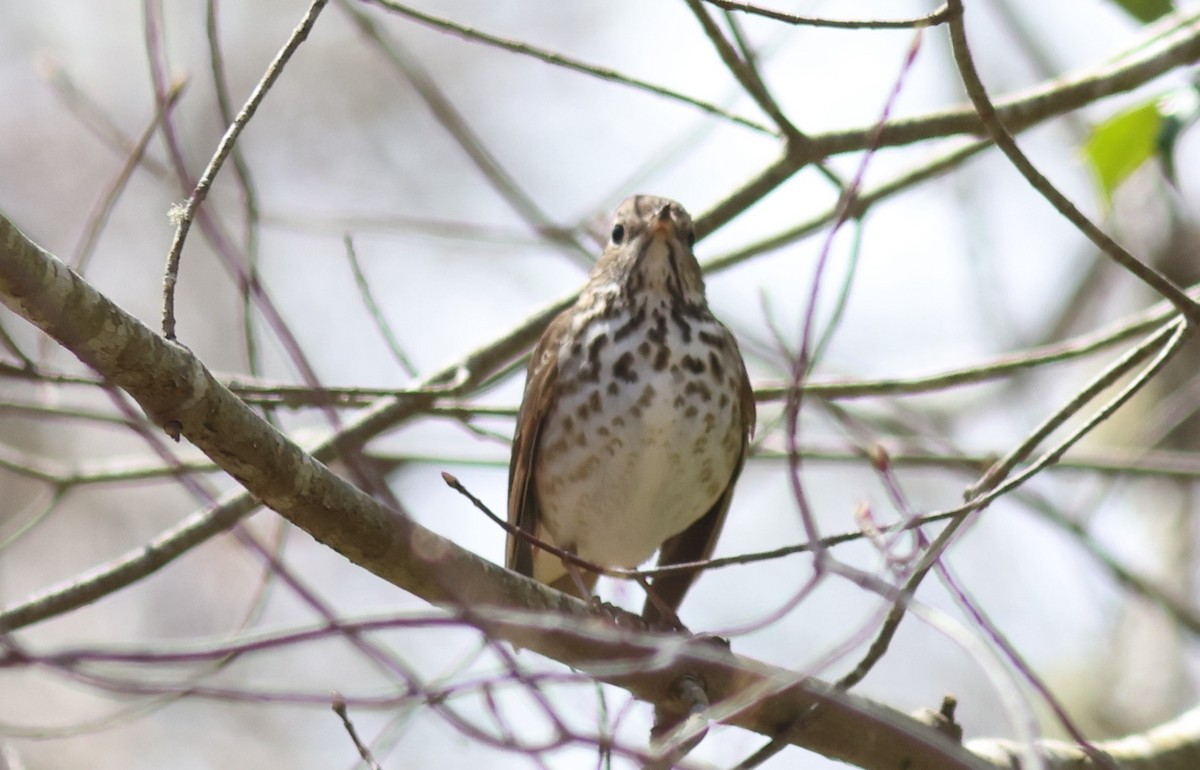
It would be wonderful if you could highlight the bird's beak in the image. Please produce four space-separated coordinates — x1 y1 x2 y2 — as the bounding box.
648 204 677 241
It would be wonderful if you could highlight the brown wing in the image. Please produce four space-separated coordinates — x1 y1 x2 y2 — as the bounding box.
506 310 572 577
642 336 756 627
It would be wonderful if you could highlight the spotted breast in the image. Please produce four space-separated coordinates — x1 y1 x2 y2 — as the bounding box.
507 195 755 625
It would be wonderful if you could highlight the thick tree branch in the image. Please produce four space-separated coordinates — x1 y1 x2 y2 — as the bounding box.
4 206 1200 767
0 211 994 769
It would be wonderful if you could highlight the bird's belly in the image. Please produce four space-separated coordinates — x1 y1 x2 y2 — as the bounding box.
535 358 740 569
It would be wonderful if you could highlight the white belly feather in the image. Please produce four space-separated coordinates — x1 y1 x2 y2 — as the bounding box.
534 306 741 569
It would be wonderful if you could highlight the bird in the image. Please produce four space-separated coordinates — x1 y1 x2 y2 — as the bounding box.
506 194 755 627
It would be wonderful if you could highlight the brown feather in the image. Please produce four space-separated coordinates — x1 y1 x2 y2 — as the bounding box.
506 309 571 577
507 195 756 621
641 326 756 626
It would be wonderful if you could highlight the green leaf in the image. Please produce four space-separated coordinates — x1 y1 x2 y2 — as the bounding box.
1157 81 1200 184
1084 100 1162 204
1109 0 1174 23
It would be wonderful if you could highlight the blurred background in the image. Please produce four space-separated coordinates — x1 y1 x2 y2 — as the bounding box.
2 0 1199 767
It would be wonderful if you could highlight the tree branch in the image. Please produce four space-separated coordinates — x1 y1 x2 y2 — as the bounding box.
0 210 997 769
4 196 1200 769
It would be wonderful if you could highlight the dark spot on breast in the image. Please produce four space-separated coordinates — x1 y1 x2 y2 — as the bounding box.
607 381 619 395
638 341 651 357
681 355 705 374
673 395 685 408
575 402 590 420
588 390 602 412
653 346 670 371
614 304 646 342
613 416 625 428
684 405 698 418
647 312 667 344
638 384 657 408
685 381 713 401
562 416 575 434
709 351 724 381
670 308 692 343
582 333 609 383
719 393 729 408
699 330 725 350
613 351 638 382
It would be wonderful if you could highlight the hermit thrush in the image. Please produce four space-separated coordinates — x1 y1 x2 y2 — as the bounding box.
506 195 755 626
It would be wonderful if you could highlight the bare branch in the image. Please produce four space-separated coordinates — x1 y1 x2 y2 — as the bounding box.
0 209 995 770
160 0 330 339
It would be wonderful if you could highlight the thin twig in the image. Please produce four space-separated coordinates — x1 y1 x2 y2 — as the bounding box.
703 138 991 270
343 234 421 378
206 0 269 406
337 0 592 269
837 318 1188 691
813 12 1200 158
38 57 174 180
362 0 777 136
932 554 1115 767
161 0 330 339
70 79 187 275
146 1 405 511
945 0 1200 325
332 694 384 770
685 0 805 145
703 0 951 30
441 472 626 584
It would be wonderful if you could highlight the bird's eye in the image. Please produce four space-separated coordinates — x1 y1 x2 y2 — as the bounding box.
686 231 696 249
611 223 625 244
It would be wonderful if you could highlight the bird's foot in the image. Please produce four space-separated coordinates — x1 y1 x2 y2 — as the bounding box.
589 597 650 632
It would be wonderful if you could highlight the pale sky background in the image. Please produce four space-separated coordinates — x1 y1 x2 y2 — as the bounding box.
2 1 1199 768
